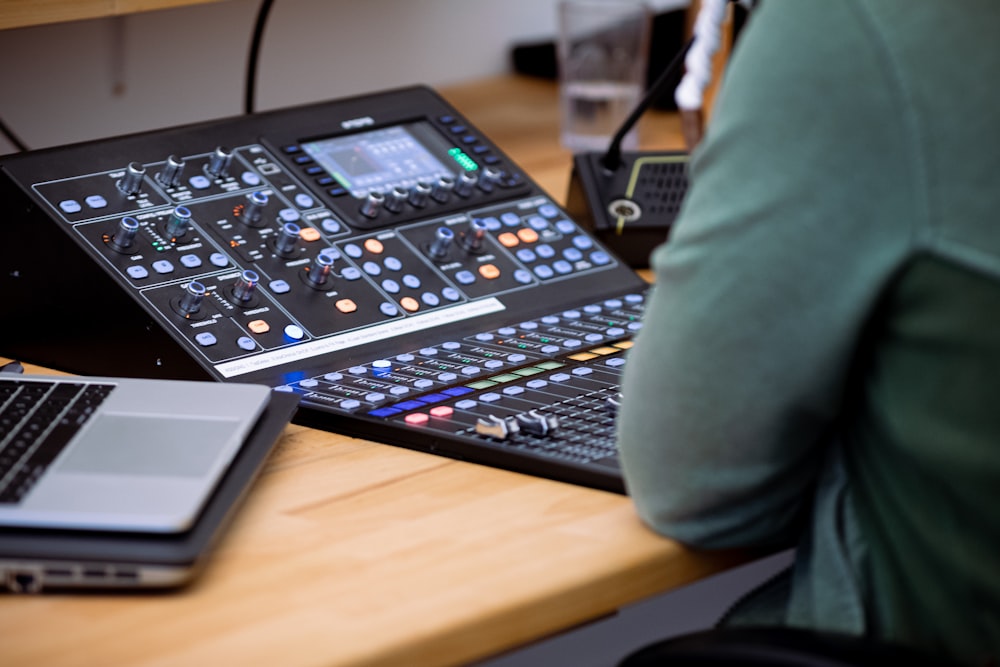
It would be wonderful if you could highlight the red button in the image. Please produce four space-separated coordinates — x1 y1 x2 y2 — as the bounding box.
404 413 429 426
429 406 454 418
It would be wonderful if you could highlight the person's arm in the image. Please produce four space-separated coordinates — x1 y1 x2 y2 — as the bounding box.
617 1 919 550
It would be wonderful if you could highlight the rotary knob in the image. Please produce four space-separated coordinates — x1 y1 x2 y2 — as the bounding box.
116 162 146 196
307 250 335 286
459 217 488 253
240 191 269 227
359 190 385 219
231 269 259 303
408 180 432 208
453 171 477 198
274 222 301 256
205 146 233 179
165 205 192 238
156 155 185 188
110 216 140 251
383 187 408 213
178 280 206 315
427 226 454 260
430 175 455 203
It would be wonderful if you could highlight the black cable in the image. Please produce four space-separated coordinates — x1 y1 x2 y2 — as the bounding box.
0 115 29 152
601 36 693 172
244 0 276 115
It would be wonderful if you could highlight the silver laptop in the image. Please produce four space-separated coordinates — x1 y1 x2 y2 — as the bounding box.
0 373 271 533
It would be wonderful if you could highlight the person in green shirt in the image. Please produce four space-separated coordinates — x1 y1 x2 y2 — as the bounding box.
616 2 1000 664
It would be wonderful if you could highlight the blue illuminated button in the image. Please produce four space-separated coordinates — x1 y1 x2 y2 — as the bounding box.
520 321 538 330
299 378 319 388
550 373 571 382
420 347 438 356
442 386 474 397
441 287 461 301
480 392 501 403
209 252 228 267
402 274 421 289
381 279 400 294
625 293 644 303
126 265 149 280
513 269 532 284
555 219 576 234
480 217 502 232
485 360 504 370
396 353 415 362
414 379 435 389
324 372 344 381
321 218 341 234
421 292 440 307
606 327 626 337
363 261 381 276
541 345 561 355
365 392 387 403
590 251 611 265
269 279 291 294
195 332 217 346
502 386 525 396
283 324 305 340
340 399 361 411
455 399 477 410
295 193 315 208
507 353 527 363
455 270 475 285
59 199 82 214
179 254 202 268
584 304 602 314
85 195 107 209
461 366 481 376
607 357 626 367
585 333 603 343
572 235 594 250
383 256 402 271
189 175 211 189
572 367 594 376
441 341 461 350
604 299 623 309
533 265 554 279
390 386 411 396
349 365 367 375
380 302 399 316
539 204 559 218
241 171 262 186
372 359 392 377
563 247 583 262
341 267 362 280
236 336 256 351
343 243 363 258
553 260 573 274
475 332 493 341
438 372 458 382
501 212 520 226
527 216 548 231
526 379 549 389
562 310 581 319
535 244 555 259
564 339 582 348
279 207 301 223
516 249 537 263
541 316 559 325
152 260 175 274
498 327 516 336
628 322 643 331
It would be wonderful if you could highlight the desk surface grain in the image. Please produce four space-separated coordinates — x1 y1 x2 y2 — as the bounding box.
0 77 732 667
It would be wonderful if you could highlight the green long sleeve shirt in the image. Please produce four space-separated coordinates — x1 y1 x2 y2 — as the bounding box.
617 2 1000 664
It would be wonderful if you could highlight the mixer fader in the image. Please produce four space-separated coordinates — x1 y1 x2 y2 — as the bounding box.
0 86 656 492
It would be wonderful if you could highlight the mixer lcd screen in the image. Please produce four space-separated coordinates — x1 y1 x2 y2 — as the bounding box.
301 122 460 198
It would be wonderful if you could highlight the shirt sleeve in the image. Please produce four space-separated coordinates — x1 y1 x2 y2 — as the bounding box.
616 0 919 549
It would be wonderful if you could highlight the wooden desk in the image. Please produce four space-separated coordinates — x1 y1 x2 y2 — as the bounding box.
0 76 735 667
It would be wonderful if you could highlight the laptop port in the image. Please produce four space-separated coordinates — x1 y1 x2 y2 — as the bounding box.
6 569 43 593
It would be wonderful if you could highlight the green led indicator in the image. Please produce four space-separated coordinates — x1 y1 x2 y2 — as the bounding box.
448 147 479 172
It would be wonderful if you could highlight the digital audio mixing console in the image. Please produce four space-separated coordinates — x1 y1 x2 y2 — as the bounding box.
0 86 662 493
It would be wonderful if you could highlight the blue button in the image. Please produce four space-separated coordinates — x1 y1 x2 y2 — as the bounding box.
180 254 202 268
516 249 537 263
396 353 415 362
152 260 175 274
508 353 527 363
442 341 461 350
563 247 583 262
126 265 148 279
368 407 402 418
455 399 477 409
383 256 402 271
417 393 449 404
449 125 467 134
501 212 520 226
402 274 421 289
237 336 256 351
528 216 548 231
502 386 525 396
195 332 217 346
58 199 82 214
284 324 305 340
480 217 502 232
343 243 363 258
365 392 387 403
414 379 434 389
539 204 559 218
438 372 458 382
363 261 381 276
553 260 573 274
533 265 554 279
340 399 362 411
513 269 533 284
295 193 315 208
283 145 301 154
455 270 475 285
380 302 399 316
585 333 603 343
241 171 262 186
189 175 211 190
85 195 107 209
590 251 611 265
625 293 644 303
390 386 411 396
294 155 313 165
279 207 301 223
342 267 362 280
485 360 504 369
209 252 228 267
441 287 461 301
541 316 559 325
382 279 400 293
526 379 548 389
394 400 425 411
270 279 291 294
573 235 594 250
321 218 341 234
555 219 576 234
535 244 555 259
442 386 474 397
421 292 440 307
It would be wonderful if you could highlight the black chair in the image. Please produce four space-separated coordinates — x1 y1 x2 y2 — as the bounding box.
618 626 959 666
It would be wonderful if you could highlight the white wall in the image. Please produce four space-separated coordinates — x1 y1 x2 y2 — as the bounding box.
0 0 687 154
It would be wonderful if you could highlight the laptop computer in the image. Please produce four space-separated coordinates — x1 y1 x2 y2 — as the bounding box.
0 373 272 533
0 374 299 592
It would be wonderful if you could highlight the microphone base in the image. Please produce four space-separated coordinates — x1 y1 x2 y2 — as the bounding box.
565 150 689 268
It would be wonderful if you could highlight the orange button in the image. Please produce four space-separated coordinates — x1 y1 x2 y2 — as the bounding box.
429 406 454 418
478 264 500 280
516 228 539 243
248 319 270 334
364 238 384 254
497 232 519 248
335 299 357 313
299 227 321 242
400 296 420 312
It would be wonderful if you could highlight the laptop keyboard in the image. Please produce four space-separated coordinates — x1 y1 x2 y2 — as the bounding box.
0 378 114 504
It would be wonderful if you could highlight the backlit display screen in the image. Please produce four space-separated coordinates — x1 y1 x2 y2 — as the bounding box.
301 122 472 199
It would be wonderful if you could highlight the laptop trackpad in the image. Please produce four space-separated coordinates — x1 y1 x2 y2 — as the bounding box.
57 414 241 478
